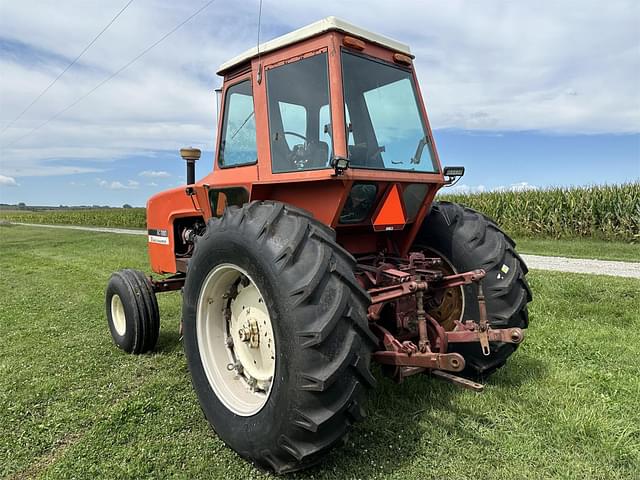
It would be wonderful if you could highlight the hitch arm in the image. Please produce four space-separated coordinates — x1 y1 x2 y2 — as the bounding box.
445 326 524 345
435 269 485 289
444 283 524 355
368 280 428 305
373 350 465 372
369 323 466 373
366 269 485 306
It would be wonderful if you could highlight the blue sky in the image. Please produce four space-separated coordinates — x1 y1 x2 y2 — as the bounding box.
436 131 640 193
0 1 639 206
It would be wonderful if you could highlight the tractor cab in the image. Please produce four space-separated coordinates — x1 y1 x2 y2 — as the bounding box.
217 19 438 176
147 17 459 273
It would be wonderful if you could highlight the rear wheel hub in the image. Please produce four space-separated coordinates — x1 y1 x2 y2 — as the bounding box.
196 264 275 416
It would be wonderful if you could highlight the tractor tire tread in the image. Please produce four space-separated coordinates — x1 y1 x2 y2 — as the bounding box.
183 201 375 474
126 269 160 353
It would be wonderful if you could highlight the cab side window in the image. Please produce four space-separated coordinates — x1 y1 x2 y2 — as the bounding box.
209 187 250 217
218 80 257 168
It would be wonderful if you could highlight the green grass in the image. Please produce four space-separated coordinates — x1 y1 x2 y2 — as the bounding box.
514 237 640 263
442 182 640 241
1 225 639 479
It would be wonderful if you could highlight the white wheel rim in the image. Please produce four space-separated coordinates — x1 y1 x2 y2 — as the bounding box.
196 264 276 416
111 294 127 336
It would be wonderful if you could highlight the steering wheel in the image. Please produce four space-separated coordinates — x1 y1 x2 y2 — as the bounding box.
365 145 386 166
283 131 308 142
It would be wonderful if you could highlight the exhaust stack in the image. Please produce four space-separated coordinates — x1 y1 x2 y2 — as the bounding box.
180 147 201 185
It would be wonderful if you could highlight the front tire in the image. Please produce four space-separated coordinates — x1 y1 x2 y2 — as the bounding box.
182 201 377 474
105 269 160 354
416 201 532 377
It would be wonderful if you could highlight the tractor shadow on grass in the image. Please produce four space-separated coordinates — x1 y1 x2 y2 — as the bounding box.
295 355 547 479
487 352 547 388
155 329 183 354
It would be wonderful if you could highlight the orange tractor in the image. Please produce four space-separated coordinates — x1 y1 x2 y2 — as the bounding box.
106 17 531 473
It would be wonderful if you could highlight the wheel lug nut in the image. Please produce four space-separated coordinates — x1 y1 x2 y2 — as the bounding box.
238 327 251 342
234 361 243 374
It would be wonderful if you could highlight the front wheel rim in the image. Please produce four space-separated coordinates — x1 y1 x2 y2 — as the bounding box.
196 264 276 416
111 294 127 336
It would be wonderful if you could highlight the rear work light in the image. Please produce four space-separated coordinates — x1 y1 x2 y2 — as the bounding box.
443 166 465 186
331 156 350 176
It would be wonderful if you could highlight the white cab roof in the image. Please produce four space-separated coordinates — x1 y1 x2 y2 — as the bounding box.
217 16 412 75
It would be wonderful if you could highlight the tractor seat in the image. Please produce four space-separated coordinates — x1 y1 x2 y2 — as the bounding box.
305 140 329 169
275 138 329 171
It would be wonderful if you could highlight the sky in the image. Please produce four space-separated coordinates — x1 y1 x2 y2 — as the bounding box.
0 0 639 206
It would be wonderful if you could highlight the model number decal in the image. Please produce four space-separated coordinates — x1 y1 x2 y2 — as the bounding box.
148 228 168 237
148 229 169 245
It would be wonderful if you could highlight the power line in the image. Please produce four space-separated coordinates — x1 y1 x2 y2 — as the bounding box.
2 0 217 149
1 0 135 135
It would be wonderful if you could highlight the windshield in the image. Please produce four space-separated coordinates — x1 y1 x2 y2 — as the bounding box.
341 51 437 172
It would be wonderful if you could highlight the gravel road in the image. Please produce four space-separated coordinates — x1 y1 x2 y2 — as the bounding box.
7 222 640 279
10 222 146 236
520 254 639 279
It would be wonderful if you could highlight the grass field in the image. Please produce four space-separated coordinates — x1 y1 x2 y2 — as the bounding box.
1 224 639 479
515 237 639 262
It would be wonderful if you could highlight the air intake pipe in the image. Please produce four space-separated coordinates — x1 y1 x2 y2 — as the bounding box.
180 147 201 185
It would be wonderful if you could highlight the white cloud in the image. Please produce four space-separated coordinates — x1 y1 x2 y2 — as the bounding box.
444 183 487 195
444 182 539 194
139 170 170 178
0 175 19 187
495 181 539 192
98 178 139 190
0 0 637 180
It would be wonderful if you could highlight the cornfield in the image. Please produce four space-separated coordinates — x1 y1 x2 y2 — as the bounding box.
1 183 638 240
441 183 640 241
0 208 146 229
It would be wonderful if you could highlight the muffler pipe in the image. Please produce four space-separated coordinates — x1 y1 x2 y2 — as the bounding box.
180 147 201 185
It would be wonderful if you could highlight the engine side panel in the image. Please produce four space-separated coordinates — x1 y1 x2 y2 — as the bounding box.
146 186 211 274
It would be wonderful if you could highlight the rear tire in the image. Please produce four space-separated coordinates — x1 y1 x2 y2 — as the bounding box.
416 201 532 377
105 269 160 354
182 201 377 474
